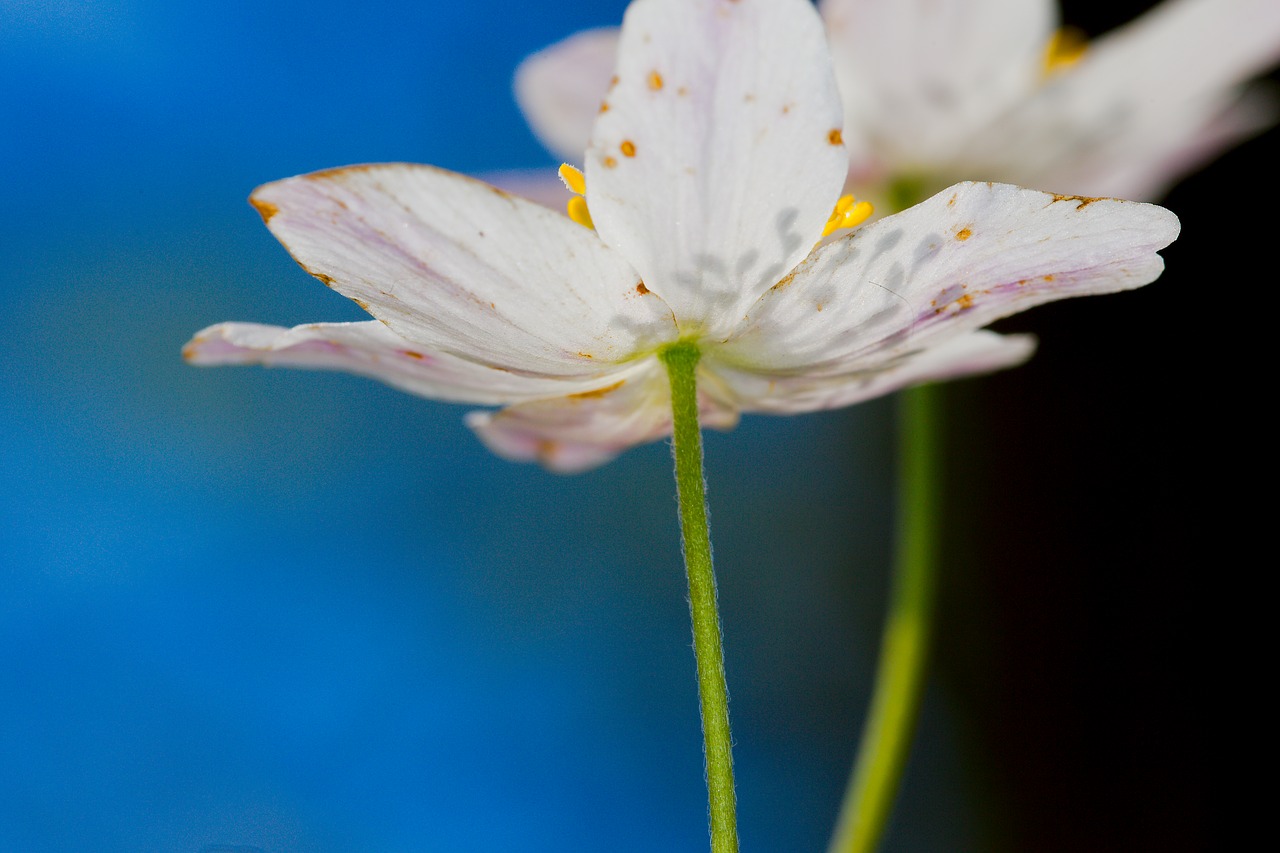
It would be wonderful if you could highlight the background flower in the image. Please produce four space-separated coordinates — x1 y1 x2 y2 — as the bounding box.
0 1 1262 851
515 0 1280 209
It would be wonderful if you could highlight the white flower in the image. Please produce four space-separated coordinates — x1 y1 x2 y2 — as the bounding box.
186 0 1179 473
514 0 1280 204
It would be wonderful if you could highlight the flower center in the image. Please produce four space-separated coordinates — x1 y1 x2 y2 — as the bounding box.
559 163 871 239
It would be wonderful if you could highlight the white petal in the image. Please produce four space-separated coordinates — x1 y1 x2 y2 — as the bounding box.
1079 87 1279 201
183 321 634 405
819 0 1056 177
958 0 1280 197
251 163 678 378
465 358 739 473
586 0 848 336
1087 0 1280 112
710 330 1035 414
514 27 620 162
717 182 1179 375
474 168 572 211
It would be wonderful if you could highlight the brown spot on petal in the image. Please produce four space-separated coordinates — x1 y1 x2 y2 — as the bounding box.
677 86 688 96
828 129 844 145
1044 274 1055 282
569 379 625 399
636 281 649 295
648 71 663 90
956 227 972 241
947 193 958 206
771 270 798 291
602 156 618 169
181 344 197 361
599 101 610 113
620 140 637 157
250 198 278 222
401 350 425 360
576 351 594 359
1051 193 1104 210
304 164 377 182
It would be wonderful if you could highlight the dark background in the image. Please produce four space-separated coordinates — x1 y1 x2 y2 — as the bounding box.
1 1 1261 850
938 2 1267 849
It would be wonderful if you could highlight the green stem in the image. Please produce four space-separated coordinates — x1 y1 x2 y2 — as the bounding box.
827 382 941 853
661 340 739 853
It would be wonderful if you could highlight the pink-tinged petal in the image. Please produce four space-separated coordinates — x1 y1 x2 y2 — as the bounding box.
1084 87 1279 201
251 163 678 378
819 0 1056 178
465 359 739 473
959 0 1280 198
586 0 847 337
514 27 620 162
717 182 1178 375
474 168 572 211
710 330 1036 414
183 321 635 405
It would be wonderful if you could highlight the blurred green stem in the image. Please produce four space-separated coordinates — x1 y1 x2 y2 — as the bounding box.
827 382 941 853
662 340 739 853
827 177 941 853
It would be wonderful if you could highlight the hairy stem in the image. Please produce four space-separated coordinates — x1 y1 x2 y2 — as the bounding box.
662 340 739 853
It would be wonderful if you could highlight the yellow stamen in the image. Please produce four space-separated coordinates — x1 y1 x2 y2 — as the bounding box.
1043 26 1088 76
567 195 595 230
557 164 595 229
558 163 587 196
822 194 874 237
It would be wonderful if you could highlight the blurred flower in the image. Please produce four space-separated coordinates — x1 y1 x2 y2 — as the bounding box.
186 0 1179 472
513 0 1280 206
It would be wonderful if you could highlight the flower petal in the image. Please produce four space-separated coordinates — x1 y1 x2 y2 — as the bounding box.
183 321 636 405
586 0 847 336
474 168 572 211
1078 87 1279 201
819 0 1056 180
251 163 678 377
957 0 1280 198
514 27 621 162
717 182 1179 375
465 358 739 473
711 330 1035 414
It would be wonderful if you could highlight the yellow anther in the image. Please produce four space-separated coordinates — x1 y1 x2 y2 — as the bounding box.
558 163 594 229
845 200 873 228
822 195 874 237
1043 26 1088 76
558 163 587 196
567 195 595 230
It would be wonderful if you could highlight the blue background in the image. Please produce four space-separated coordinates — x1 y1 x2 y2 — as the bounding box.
1 1 1266 851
